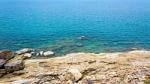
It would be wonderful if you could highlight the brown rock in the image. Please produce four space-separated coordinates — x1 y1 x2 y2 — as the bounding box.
0 50 14 60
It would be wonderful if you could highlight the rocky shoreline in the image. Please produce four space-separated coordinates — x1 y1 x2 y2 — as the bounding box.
0 49 150 84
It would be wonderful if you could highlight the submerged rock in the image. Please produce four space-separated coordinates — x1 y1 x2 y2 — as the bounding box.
78 36 87 40
16 48 34 55
0 50 14 60
76 43 83 47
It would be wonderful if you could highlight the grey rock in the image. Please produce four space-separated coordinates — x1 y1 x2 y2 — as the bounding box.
16 48 34 55
0 59 6 67
4 60 24 72
39 51 44 56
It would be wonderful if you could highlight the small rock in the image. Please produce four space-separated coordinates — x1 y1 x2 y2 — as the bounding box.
0 59 6 67
43 51 55 56
0 50 14 60
16 48 34 55
36 52 40 56
67 69 82 82
40 51 44 56
78 36 86 40
4 60 24 72
23 53 32 59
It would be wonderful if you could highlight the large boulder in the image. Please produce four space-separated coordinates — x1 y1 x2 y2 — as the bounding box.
0 50 14 60
0 59 6 67
16 48 34 55
4 60 24 72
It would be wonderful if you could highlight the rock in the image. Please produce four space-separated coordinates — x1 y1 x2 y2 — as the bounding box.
0 59 6 67
0 69 6 77
16 48 34 55
66 80 73 84
50 80 61 84
23 53 32 59
43 51 55 56
40 51 44 56
67 69 82 82
76 43 83 47
0 50 14 60
4 60 24 72
11 79 33 84
36 52 40 56
78 36 86 40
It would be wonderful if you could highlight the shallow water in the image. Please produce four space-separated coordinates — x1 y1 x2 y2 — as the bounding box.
0 0 150 55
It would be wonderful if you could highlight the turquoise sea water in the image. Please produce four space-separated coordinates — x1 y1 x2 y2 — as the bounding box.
0 0 150 55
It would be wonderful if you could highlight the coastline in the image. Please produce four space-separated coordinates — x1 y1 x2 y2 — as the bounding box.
0 50 150 84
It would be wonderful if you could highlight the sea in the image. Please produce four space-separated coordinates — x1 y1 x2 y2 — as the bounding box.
0 0 150 55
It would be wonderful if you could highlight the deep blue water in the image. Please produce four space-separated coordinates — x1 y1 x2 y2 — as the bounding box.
0 0 150 55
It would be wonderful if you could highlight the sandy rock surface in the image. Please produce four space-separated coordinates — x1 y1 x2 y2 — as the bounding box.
0 50 150 84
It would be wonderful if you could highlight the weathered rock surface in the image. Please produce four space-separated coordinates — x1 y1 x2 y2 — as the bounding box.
0 59 6 67
4 60 24 72
0 50 150 84
0 50 14 60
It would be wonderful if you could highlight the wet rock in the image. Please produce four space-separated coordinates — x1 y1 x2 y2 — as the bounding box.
4 60 24 72
76 43 83 47
40 51 44 56
78 36 86 40
43 51 55 56
0 59 6 67
0 50 14 60
16 48 34 55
